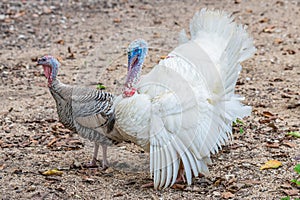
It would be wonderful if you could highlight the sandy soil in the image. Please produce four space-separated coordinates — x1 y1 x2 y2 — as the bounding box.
0 0 299 199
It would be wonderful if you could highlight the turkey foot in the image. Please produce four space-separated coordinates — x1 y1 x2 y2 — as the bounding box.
84 159 98 168
83 143 109 170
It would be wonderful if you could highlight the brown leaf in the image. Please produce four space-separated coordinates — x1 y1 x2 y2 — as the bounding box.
281 93 292 98
259 17 270 23
262 111 275 118
82 176 95 183
153 20 162 25
67 53 75 59
0 164 6 170
265 143 279 148
262 26 275 33
113 192 123 197
274 38 283 45
222 191 235 199
171 183 185 190
67 139 83 145
268 122 278 131
283 189 298 196
260 160 282 170
286 49 296 55
20 141 31 147
234 0 241 4
227 177 237 185
113 18 122 23
241 180 260 186
214 178 224 186
276 1 284 6
259 119 270 124
13 11 26 19
47 138 58 147
280 182 292 189
41 169 63 176
55 40 65 45
282 140 296 148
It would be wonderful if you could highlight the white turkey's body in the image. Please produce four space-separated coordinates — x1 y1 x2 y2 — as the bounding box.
114 8 256 189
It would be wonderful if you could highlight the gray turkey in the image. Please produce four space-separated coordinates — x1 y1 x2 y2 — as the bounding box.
37 55 119 168
113 8 256 189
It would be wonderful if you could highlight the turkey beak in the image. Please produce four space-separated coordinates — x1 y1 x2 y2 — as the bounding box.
37 58 43 66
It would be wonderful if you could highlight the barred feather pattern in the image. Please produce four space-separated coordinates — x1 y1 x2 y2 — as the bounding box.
49 79 117 145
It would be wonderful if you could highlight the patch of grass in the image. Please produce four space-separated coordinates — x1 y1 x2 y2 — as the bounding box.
96 83 106 90
281 197 300 200
294 164 300 174
233 119 245 134
286 131 300 138
290 164 300 186
281 197 290 200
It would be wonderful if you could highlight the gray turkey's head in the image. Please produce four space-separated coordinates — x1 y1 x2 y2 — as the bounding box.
123 39 148 97
37 55 60 87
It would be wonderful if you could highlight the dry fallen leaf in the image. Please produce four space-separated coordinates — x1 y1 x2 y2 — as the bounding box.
280 182 292 189
221 191 235 199
42 169 63 176
82 176 95 183
286 49 296 55
171 183 185 190
0 164 6 170
262 26 275 33
13 11 26 19
47 137 58 147
282 140 297 148
55 39 65 45
241 180 260 186
113 192 123 197
283 189 298 196
262 111 275 118
274 38 283 45
259 17 270 23
265 143 280 148
113 18 122 23
260 160 282 170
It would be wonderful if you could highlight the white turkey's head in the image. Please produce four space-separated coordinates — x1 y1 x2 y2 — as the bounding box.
123 39 148 97
37 55 60 87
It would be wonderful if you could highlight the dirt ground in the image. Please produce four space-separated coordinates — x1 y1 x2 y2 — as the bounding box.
0 0 299 199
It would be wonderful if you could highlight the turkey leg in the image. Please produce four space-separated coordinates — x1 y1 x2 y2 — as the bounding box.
85 142 108 169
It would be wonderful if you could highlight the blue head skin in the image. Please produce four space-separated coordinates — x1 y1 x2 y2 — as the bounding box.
124 39 148 97
37 55 60 87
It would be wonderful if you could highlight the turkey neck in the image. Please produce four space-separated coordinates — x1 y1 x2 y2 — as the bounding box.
49 79 75 130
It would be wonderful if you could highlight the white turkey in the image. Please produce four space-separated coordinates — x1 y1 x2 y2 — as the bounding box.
37 55 120 169
113 8 256 189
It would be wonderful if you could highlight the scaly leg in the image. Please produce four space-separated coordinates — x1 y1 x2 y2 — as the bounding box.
84 142 100 168
101 144 108 170
84 143 108 169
